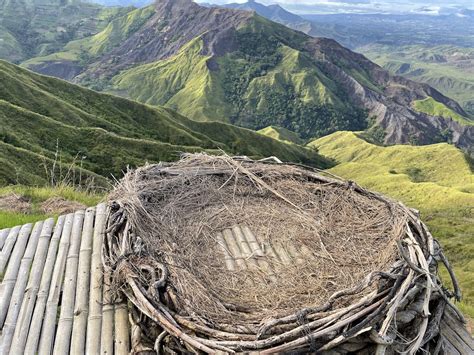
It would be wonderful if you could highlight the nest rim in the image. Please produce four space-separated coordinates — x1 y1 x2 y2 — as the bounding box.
102 154 461 354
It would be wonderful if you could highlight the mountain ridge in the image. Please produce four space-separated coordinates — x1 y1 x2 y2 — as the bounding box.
221 2 474 117
7 0 474 155
0 59 330 185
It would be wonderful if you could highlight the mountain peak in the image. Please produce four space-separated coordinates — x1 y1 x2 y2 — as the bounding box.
18 0 474 154
155 0 196 9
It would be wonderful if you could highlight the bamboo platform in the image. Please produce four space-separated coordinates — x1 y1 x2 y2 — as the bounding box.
0 204 130 355
0 204 472 354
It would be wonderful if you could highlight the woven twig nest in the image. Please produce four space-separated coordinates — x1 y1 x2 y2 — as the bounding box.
103 154 461 354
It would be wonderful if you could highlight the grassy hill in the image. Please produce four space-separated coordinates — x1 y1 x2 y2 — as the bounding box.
257 126 304 145
413 97 474 126
21 4 156 69
0 60 331 186
309 131 474 318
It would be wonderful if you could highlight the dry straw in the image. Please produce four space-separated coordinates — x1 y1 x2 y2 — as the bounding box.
103 153 462 353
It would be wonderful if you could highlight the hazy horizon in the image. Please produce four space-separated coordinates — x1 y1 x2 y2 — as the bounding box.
195 0 474 15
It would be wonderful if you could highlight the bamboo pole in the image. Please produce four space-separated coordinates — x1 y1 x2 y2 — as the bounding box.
273 243 292 265
86 203 107 354
52 210 85 355
222 229 246 270
70 207 95 354
0 223 34 327
101 272 114 355
18 215 65 355
0 228 10 250
241 226 264 257
37 213 74 355
286 243 305 264
241 226 276 281
223 228 255 287
0 219 53 354
232 226 258 269
115 302 130 354
0 225 21 274
216 232 236 271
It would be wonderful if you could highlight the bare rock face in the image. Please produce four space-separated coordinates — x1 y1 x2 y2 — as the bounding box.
305 37 473 152
77 0 251 81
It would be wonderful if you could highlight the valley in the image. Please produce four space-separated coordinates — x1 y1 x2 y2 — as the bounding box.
362 45 474 116
0 0 132 64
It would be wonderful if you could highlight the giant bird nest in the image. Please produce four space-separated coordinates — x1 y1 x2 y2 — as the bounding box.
103 154 462 354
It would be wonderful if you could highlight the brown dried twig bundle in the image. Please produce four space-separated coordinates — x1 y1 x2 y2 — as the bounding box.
103 154 461 354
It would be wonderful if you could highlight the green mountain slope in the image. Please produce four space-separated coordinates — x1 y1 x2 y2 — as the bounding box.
257 126 304 145
0 0 131 65
0 60 331 185
413 97 474 126
309 131 474 318
18 0 474 154
21 4 156 72
360 44 474 117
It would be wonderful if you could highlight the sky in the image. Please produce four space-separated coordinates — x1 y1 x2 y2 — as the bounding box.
195 0 474 14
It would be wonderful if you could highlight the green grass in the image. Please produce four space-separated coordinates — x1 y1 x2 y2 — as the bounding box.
88 5 156 56
0 60 331 186
22 51 82 67
413 97 473 126
310 131 474 318
0 211 48 229
110 37 229 122
21 5 156 72
257 126 304 145
0 26 24 63
0 185 102 206
0 185 103 229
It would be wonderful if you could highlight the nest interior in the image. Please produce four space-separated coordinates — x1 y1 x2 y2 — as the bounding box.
104 154 461 354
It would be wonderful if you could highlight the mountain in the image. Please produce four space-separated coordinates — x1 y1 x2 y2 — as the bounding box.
302 13 474 49
299 13 474 116
217 0 312 34
8 0 474 155
215 3 474 116
0 60 330 185
0 0 132 64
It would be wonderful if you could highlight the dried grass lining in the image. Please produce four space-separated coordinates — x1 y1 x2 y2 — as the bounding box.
103 154 462 354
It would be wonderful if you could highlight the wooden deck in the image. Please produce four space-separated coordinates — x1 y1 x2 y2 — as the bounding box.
0 204 130 355
0 204 472 354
